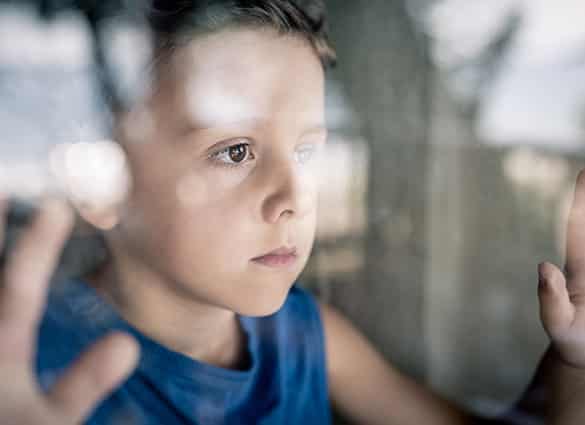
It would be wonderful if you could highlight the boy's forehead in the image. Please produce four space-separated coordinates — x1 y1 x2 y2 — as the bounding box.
182 64 270 129
155 29 325 129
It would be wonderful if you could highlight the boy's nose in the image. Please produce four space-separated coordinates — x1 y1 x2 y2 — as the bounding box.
260 161 314 224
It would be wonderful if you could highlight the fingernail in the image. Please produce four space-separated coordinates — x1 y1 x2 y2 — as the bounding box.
538 274 547 290
538 263 548 289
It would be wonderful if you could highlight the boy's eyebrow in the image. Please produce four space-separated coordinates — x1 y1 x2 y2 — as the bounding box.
180 119 328 135
302 125 328 135
182 117 265 132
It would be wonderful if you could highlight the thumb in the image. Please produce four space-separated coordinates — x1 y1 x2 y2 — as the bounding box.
538 262 575 340
47 332 139 422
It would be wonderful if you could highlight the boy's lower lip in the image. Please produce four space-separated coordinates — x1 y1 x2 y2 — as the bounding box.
251 253 298 268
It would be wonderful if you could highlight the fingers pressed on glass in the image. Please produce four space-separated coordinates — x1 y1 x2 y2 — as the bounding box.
47 332 139 422
0 199 73 343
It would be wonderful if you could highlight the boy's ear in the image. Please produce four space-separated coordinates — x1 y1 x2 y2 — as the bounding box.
49 140 132 231
75 202 122 231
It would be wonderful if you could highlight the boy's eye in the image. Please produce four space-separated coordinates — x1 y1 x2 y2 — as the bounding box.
227 144 248 163
295 144 320 165
211 143 255 166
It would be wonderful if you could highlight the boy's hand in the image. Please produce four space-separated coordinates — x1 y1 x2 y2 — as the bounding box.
0 199 139 424
539 170 585 368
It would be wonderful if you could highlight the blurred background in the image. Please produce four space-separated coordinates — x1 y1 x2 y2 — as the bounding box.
1 0 584 421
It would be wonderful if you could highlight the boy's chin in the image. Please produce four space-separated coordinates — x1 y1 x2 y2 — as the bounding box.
227 284 293 317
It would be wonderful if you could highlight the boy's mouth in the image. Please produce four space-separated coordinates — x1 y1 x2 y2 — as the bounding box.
251 246 298 268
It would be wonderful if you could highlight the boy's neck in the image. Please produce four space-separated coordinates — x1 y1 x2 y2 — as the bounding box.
84 256 250 371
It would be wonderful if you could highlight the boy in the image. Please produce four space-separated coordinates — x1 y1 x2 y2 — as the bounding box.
1 1 585 424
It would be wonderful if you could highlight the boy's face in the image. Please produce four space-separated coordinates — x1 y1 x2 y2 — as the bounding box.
113 28 326 316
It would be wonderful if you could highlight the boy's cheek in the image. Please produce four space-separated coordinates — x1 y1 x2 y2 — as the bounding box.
175 168 253 208
297 172 320 210
299 158 327 193
175 170 221 208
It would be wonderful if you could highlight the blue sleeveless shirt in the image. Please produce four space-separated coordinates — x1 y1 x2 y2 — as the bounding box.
36 279 331 424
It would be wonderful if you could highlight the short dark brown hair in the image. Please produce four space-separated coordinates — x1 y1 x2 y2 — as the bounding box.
148 0 336 69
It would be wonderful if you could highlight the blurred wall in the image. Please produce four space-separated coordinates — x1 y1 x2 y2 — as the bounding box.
322 0 433 383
